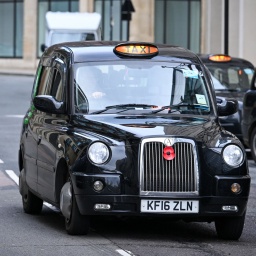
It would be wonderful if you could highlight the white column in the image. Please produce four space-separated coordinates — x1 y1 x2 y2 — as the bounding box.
80 0 94 12
200 0 224 54
130 0 154 42
23 0 38 69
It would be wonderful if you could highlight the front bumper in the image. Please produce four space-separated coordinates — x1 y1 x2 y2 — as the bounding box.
75 194 249 219
72 173 250 218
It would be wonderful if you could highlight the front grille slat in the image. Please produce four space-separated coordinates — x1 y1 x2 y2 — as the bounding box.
140 138 199 195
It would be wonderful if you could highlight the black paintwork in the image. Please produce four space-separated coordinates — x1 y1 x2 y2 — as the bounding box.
242 70 256 161
19 42 250 222
199 54 255 143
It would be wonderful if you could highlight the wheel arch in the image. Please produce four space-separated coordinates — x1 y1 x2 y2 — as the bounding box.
55 158 69 204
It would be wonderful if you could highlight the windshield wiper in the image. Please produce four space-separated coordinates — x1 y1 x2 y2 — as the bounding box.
215 89 240 92
149 103 210 114
91 104 158 114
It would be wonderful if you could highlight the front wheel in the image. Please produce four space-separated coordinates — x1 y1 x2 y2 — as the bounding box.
64 181 90 235
215 212 246 240
250 127 256 163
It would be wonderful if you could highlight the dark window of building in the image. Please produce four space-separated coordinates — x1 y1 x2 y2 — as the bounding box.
95 0 129 41
0 0 24 58
155 0 201 53
37 0 79 56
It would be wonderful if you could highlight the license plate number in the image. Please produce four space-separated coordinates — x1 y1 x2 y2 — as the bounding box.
141 200 199 213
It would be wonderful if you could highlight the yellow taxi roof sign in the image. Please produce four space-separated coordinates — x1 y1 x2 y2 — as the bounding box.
114 43 158 57
209 54 231 62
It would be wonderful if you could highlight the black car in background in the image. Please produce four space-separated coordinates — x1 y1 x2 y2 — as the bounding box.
199 54 255 144
18 42 250 239
243 71 256 162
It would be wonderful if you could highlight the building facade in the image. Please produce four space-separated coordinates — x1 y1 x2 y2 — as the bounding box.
0 0 255 74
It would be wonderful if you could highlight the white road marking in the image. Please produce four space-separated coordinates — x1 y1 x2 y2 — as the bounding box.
4 115 24 118
0 171 16 186
43 202 59 212
4 170 136 255
0 159 4 163
116 249 135 256
5 170 19 185
5 170 59 212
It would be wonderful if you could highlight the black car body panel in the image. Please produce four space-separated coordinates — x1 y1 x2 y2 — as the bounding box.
19 41 251 238
198 54 255 143
242 70 256 162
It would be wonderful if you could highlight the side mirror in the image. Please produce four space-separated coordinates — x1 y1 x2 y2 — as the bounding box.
217 97 238 116
33 95 65 114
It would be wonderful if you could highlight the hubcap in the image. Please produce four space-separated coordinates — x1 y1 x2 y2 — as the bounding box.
60 181 72 220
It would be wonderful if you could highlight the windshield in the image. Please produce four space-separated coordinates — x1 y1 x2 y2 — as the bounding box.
73 61 213 115
206 64 254 92
50 32 95 45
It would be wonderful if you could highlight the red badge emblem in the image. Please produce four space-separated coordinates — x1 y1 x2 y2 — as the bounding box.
163 146 175 160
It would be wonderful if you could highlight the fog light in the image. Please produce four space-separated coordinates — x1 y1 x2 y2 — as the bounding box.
231 183 241 194
222 205 238 212
93 180 104 192
94 204 111 211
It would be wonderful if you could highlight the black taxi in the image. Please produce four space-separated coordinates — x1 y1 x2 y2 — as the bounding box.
18 41 251 240
198 54 255 144
243 71 256 163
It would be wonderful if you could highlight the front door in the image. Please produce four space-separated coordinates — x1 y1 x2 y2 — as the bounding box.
37 61 68 202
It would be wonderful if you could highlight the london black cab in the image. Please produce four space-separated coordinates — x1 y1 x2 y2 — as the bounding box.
243 71 256 163
198 54 255 144
18 41 251 240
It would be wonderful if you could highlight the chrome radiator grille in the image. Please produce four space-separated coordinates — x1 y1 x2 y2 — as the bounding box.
140 138 199 195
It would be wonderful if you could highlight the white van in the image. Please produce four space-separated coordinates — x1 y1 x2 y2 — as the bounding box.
41 11 101 51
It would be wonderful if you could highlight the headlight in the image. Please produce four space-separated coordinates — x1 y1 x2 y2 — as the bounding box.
88 142 110 164
222 144 243 167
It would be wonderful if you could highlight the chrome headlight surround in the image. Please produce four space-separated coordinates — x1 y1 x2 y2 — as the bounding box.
88 142 110 164
222 144 244 167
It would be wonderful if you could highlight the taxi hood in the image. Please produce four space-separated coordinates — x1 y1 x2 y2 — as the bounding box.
73 114 232 147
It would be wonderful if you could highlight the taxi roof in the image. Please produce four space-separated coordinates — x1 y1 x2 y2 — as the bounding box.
198 53 254 68
44 41 203 64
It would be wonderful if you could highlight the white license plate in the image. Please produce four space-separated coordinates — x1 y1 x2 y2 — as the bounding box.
141 199 199 213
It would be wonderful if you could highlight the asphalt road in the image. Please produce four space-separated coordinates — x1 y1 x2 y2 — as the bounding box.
0 74 255 256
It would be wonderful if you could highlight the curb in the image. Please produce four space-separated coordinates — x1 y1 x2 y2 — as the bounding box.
0 69 35 76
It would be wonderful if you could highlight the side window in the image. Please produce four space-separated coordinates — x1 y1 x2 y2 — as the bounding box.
45 68 64 102
35 66 52 96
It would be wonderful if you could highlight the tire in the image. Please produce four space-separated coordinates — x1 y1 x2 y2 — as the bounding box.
65 181 90 235
19 169 43 214
215 212 246 240
250 127 256 163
